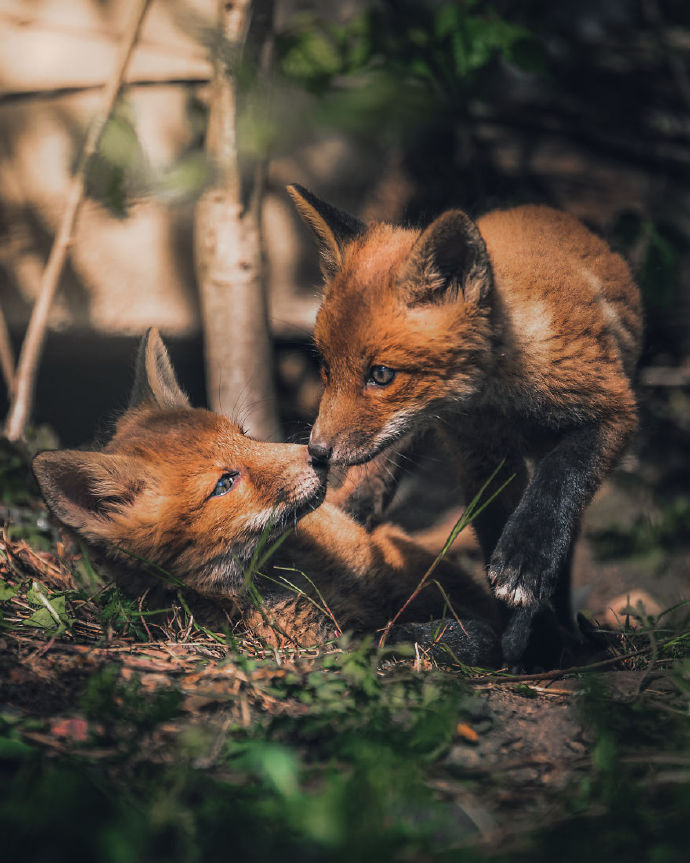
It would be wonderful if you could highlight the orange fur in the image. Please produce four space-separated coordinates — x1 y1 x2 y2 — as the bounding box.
33 330 498 654
289 187 642 666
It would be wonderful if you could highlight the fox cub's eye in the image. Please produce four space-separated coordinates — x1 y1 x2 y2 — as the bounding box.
368 365 396 387
210 472 238 498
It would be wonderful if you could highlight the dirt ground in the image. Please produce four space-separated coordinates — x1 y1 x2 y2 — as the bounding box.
1 498 686 856
1 368 688 856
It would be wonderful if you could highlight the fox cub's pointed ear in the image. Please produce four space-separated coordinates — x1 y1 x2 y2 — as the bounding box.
33 450 145 537
286 184 366 279
129 327 190 410
397 210 492 306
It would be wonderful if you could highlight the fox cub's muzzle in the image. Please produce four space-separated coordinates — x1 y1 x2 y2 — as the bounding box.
307 438 333 467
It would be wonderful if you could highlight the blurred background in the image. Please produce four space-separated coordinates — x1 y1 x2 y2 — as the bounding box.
1 0 689 618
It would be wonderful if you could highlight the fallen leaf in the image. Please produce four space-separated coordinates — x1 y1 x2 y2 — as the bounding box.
604 590 663 629
50 717 90 742
456 722 479 744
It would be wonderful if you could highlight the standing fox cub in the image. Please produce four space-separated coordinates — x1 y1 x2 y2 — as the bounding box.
288 185 642 667
32 329 498 661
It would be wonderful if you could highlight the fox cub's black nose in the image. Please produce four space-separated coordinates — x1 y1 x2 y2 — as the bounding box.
308 440 333 466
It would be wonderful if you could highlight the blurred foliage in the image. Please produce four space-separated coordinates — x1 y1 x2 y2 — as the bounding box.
81 1 687 357
0 641 481 862
613 211 682 313
271 0 547 166
80 663 184 745
83 1 547 214
4 640 690 862
0 438 36 508
86 97 213 214
591 493 690 560
3 505 690 861
0 431 57 549
277 0 545 102
85 101 150 217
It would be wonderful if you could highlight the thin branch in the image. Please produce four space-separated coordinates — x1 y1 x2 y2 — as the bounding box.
466 631 690 684
3 0 153 442
0 77 210 106
0 303 15 398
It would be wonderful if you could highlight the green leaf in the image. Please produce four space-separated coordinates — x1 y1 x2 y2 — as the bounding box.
157 151 213 204
24 607 64 633
0 735 34 758
25 582 47 608
280 26 342 85
0 583 18 602
86 101 148 216
239 743 300 798
434 4 462 39
23 591 69 633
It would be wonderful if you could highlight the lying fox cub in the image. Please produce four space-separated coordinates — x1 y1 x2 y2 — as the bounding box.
288 185 643 667
32 329 499 661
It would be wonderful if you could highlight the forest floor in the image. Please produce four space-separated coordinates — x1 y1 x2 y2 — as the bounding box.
1 381 689 862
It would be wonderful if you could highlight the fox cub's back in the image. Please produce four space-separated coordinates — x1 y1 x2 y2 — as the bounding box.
478 205 642 378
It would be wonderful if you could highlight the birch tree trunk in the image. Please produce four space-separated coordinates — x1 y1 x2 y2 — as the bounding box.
194 0 281 441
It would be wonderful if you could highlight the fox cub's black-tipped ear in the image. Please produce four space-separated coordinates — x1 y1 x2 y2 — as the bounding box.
286 184 366 280
397 210 492 307
129 327 190 410
32 450 144 536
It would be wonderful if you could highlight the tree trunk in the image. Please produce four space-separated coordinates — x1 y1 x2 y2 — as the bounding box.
194 0 280 442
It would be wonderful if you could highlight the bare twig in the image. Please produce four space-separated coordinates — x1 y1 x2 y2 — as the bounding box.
3 0 153 441
640 365 690 387
0 77 210 105
0 303 15 398
467 638 676 685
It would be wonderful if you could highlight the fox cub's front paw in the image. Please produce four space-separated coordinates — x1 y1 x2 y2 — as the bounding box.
488 527 573 668
487 529 555 610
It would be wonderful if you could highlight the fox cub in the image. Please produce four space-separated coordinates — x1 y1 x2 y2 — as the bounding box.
288 185 642 667
32 329 498 660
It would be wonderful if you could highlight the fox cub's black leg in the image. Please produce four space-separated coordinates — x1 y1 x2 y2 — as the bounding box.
489 424 617 667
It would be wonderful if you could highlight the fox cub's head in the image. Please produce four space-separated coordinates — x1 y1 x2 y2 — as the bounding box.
32 329 326 594
288 185 494 467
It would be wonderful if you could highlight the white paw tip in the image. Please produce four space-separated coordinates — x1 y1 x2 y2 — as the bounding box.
494 583 532 607
494 583 510 601
511 585 532 607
